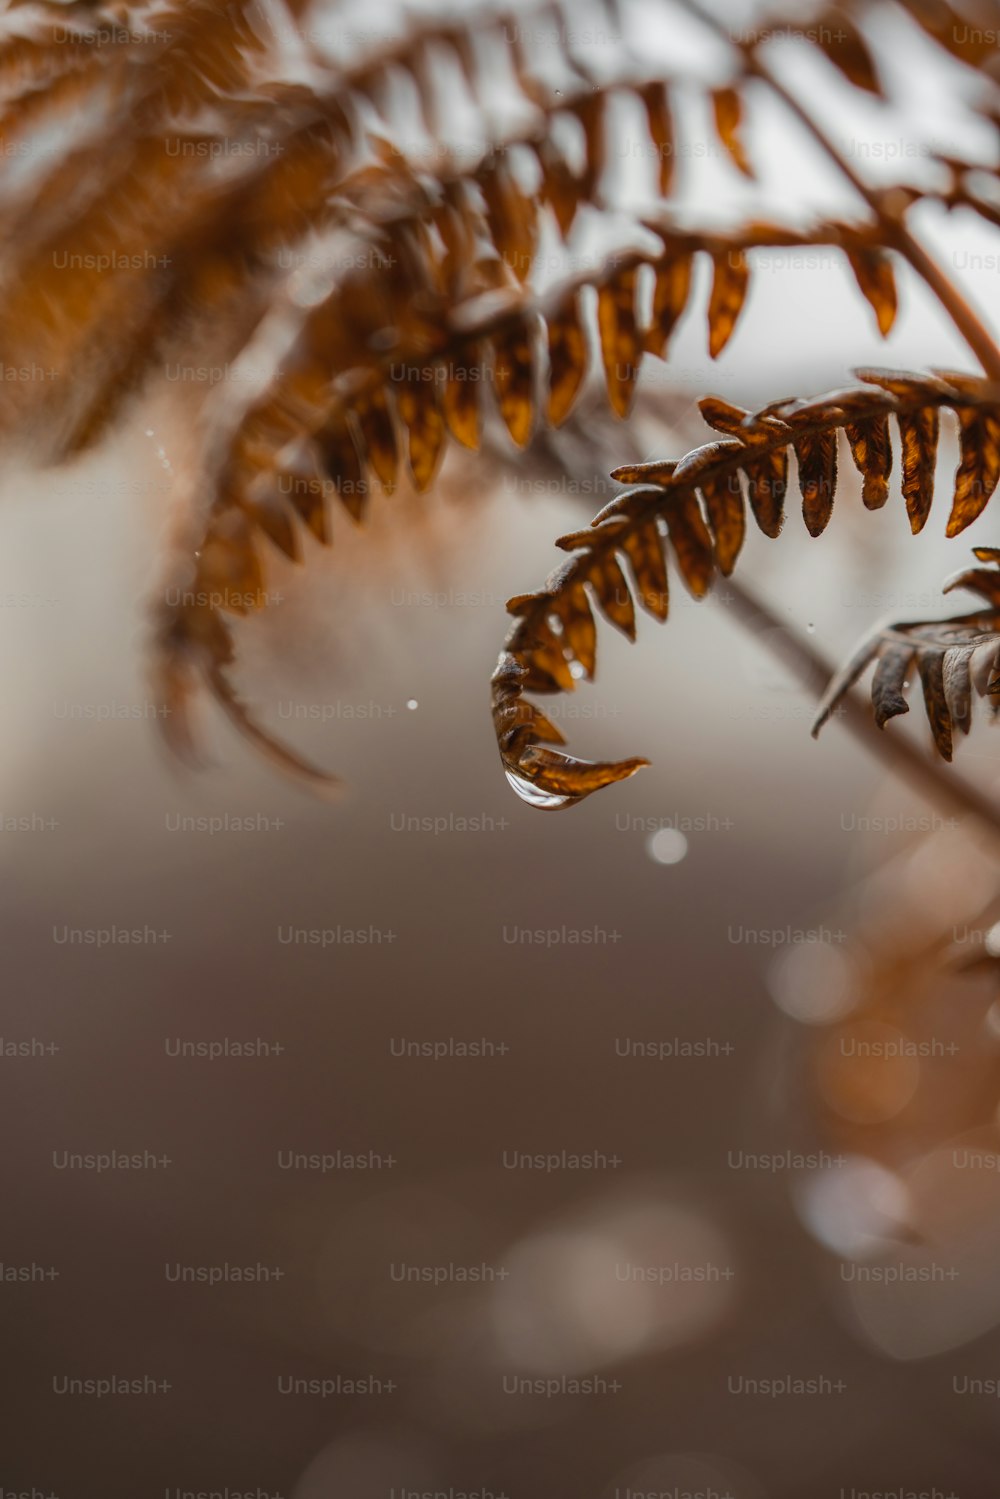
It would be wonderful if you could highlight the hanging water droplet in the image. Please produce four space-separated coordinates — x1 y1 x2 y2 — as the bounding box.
504 768 576 810
807 622 815 634
568 659 586 680
406 699 418 711
647 827 688 865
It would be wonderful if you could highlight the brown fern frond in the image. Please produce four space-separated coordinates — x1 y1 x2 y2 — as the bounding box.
0 0 344 450
812 549 1000 759
152 589 340 787
0 3 706 456
150 212 905 772
0 0 994 807
4 0 924 462
880 0 1000 70
617 369 1000 539
490 369 1000 806
0 0 952 467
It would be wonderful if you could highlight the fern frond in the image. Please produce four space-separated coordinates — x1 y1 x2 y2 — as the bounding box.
0 0 994 803
0 3 707 454
151 211 907 772
0 0 951 463
617 369 1000 539
490 369 1000 805
812 549 1000 759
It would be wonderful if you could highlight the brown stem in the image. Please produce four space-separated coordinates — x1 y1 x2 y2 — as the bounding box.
752 66 1000 381
886 225 1000 381
725 575 1000 843
675 0 1000 380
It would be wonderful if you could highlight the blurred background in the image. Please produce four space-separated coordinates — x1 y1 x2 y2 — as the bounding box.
2 0 1000 1494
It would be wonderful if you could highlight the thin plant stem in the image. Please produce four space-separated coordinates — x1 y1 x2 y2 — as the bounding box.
726 574 1000 844
752 64 1000 381
675 0 1000 380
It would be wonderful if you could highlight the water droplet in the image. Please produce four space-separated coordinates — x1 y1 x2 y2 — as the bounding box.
504 768 575 810
568 659 586 680
406 699 418 710
647 828 688 865
807 622 815 634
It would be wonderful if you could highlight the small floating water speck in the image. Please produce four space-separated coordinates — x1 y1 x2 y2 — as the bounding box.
406 699 418 710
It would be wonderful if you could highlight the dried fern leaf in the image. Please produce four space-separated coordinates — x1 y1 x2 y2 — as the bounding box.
355 388 400 489
707 249 750 358
597 265 642 418
620 517 670 621
639 80 676 197
493 370 1000 804
814 552 1000 757
916 647 954 759
700 473 746 576
480 156 539 283
546 290 589 426
897 407 940 533
492 319 538 448
871 643 917 729
645 250 694 359
844 414 892 509
711 86 754 179
846 247 898 336
794 429 840 537
574 91 609 200
396 374 447 491
816 9 885 96
950 402 1000 536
